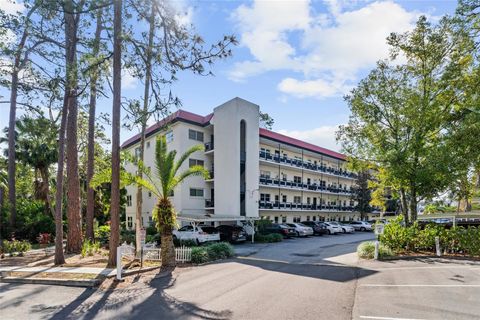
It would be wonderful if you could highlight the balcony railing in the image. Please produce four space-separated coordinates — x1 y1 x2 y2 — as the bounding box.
258 201 354 212
205 142 214 152
259 151 357 179
259 177 353 195
205 199 214 208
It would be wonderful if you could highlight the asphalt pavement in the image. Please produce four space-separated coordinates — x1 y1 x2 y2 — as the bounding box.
1 231 479 320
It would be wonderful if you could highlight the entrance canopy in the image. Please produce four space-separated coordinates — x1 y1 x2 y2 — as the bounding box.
177 214 259 223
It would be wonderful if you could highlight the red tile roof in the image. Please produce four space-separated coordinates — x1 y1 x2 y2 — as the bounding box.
259 128 346 160
121 110 213 149
121 109 346 161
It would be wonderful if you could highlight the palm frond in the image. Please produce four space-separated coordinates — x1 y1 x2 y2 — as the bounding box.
90 168 135 189
170 165 210 190
134 176 162 198
172 144 205 177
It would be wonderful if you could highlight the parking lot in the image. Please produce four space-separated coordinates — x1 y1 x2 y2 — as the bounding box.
2 230 479 319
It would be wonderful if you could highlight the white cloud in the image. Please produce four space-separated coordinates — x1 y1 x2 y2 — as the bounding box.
0 0 24 15
278 125 342 152
122 68 138 90
231 0 423 98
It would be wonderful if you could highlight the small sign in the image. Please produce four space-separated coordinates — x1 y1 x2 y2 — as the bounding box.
375 223 385 235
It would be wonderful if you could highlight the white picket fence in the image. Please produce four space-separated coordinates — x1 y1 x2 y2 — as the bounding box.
175 246 192 263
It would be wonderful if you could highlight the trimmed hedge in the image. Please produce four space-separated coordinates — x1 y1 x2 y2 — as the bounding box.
191 242 234 264
255 233 283 243
380 216 480 256
357 241 393 259
2 240 32 256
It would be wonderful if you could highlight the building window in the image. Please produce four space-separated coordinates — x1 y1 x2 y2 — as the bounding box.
282 216 287 223
282 195 287 203
312 216 316 221
275 195 279 202
293 196 301 204
190 188 204 197
294 176 302 184
127 216 132 228
188 129 204 142
189 159 204 168
146 141 150 148
126 195 132 207
307 197 311 204
260 193 270 202
274 216 278 223
134 147 141 160
293 216 301 223
148 191 152 198
148 216 153 225
166 130 173 143
260 170 271 178
306 216 310 221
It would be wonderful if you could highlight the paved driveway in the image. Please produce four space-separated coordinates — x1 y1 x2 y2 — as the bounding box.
1 232 479 320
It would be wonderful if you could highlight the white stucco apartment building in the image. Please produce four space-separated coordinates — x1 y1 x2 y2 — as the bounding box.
121 97 359 230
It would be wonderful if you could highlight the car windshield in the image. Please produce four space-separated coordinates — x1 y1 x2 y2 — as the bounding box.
286 223 296 227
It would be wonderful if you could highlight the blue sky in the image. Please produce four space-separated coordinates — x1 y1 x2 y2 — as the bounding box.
0 0 459 152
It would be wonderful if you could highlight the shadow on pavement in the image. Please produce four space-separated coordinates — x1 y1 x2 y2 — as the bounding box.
233 257 377 282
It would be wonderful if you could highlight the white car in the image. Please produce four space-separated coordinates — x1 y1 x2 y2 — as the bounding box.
349 221 372 231
323 222 343 234
340 224 355 233
286 223 314 237
173 225 220 244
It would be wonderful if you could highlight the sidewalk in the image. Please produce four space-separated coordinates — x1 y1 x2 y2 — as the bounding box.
0 265 115 276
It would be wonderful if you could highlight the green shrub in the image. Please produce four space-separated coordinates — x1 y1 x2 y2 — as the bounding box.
173 238 198 247
357 241 393 259
81 240 101 258
256 218 273 235
206 242 234 260
146 225 157 236
95 225 111 245
2 240 32 256
255 233 283 243
191 247 209 264
120 229 135 244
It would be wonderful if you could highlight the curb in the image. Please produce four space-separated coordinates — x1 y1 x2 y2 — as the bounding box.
0 276 101 287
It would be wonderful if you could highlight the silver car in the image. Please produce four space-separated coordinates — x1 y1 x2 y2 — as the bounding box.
349 221 372 231
286 223 314 237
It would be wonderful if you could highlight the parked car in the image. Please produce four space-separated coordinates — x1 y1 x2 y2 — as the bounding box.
286 223 314 237
173 225 220 244
263 223 297 238
216 225 247 243
349 221 373 231
301 221 329 235
323 222 343 234
339 224 355 233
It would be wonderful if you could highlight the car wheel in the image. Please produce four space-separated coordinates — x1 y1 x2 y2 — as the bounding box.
196 239 201 245
360 227 366 231
342 228 346 233
327 229 331 235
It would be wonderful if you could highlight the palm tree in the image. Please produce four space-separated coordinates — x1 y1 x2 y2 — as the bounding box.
134 135 209 268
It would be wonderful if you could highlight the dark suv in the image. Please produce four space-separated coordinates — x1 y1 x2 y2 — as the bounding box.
216 225 247 243
301 221 328 235
263 223 297 238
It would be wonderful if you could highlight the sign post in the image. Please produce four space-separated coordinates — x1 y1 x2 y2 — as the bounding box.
374 223 385 260
140 227 146 268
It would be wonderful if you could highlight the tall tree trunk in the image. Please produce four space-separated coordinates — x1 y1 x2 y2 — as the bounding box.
400 187 409 226
108 0 122 268
39 166 55 217
135 2 155 255
54 95 68 265
7 71 18 229
64 4 83 254
86 9 103 241
158 198 176 268
409 184 418 222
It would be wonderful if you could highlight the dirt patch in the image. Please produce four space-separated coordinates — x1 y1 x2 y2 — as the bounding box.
0 251 54 266
5 271 105 280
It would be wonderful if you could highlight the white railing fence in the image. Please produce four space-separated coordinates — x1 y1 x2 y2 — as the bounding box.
116 243 192 280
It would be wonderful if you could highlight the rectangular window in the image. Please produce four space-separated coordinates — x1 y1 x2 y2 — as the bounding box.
189 188 204 197
189 159 204 168
127 216 132 228
282 216 287 223
274 216 279 223
293 216 301 223
306 216 310 221
294 196 301 204
294 176 302 183
307 197 311 204
148 191 152 198
146 141 150 149
312 216 317 221
260 193 271 202
166 130 173 143
188 129 204 142
275 195 279 202
126 195 132 207
134 147 141 160
282 195 287 203
260 170 271 178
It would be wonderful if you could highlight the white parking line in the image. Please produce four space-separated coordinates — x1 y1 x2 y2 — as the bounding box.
360 284 480 288
360 316 426 320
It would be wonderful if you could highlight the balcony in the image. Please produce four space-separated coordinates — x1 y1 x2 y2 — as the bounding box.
205 142 214 152
205 199 214 208
259 150 357 180
259 177 354 196
258 201 354 212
